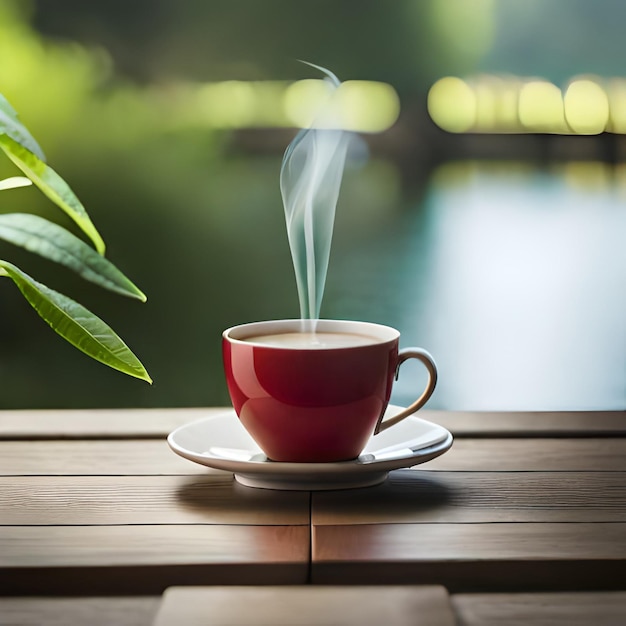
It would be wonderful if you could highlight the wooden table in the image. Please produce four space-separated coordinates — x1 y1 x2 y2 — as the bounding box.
1 407 624 625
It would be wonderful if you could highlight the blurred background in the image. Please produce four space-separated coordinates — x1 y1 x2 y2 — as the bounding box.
0 0 624 410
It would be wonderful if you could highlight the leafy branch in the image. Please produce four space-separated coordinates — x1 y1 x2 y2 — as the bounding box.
0 92 151 383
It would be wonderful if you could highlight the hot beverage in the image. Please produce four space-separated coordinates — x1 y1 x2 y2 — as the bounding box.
220 67 438 464
240 331 377 349
223 319 437 462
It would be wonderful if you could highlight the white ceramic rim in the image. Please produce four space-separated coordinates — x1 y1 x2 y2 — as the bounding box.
223 319 400 348
167 408 453 476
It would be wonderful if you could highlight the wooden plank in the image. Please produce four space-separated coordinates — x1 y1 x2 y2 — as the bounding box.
0 525 309 594
0 597 160 626
451 591 626 626
7 437 622 477
0 475 310 526
421 410 626 437
0 440 209 476
1 408 624 440
2 437 625 476
311 523 626 590
152 585 456 626
425 438 626 471
0 408 221 440
312 471 626 525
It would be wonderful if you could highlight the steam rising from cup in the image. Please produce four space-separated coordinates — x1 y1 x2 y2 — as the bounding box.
280 63 351 321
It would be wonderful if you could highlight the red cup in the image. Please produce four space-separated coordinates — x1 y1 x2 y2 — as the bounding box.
222 319 437 463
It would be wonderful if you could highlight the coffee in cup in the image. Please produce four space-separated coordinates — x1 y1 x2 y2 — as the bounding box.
222 319 437 463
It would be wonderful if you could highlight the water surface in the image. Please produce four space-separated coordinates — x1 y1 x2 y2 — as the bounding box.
1 159 624 410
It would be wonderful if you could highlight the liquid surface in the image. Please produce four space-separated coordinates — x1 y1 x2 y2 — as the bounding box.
241 331 378 349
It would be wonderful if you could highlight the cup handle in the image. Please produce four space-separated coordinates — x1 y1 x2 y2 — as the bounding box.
374 348 438 434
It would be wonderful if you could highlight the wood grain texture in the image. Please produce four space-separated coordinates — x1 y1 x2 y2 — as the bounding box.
313 522 626 562
0 408 219 440
452 591 626 626
0 597 160 626
1 408 623 439
0 440 209 476
312 470 626 524
421 410 626 437
0 525 309 594
0 475 309 525
153 585 456 626
311 523 626 590
2 407 625 600
425 438 626 471
2 437 624 476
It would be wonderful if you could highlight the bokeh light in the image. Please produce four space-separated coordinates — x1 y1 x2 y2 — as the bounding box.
196 81 258 128
605 79 626 133
169 78 401 133
427 77 476 133
564 79 609 135
518 80 567 133
429 73 625 135
284 79 334 128
285 79 400 132
335 81 401 133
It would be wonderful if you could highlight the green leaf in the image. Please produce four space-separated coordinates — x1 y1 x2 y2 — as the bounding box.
0 135 105 254
0 93 46 161
0 213 146 301
0 260 152 383
0 176 32 191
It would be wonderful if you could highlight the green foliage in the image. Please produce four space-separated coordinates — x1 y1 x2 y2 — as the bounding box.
0 261 151 383
0 91 151 383
0 92 46 160
0 213 145 300
0 135 105 253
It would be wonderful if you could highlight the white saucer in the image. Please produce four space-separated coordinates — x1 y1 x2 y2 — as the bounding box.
167 405 453 490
